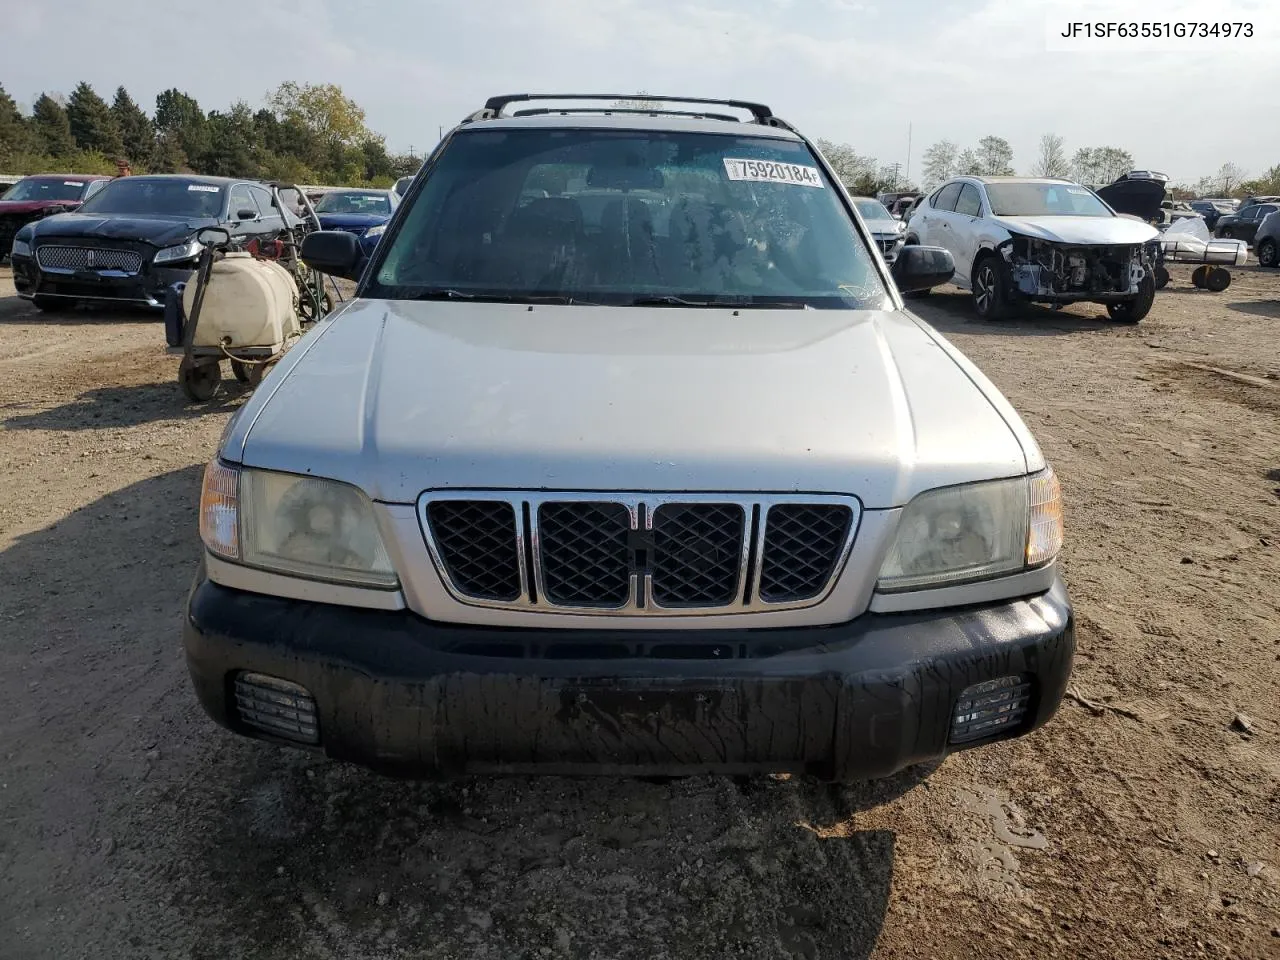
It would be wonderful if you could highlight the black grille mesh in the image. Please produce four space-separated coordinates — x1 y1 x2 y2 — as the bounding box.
539 502 631 606
427 500 521 601
35 244 142 273
651 503 744 606
758 504 853 602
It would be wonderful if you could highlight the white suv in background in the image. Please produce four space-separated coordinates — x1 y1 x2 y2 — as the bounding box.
904 176 1160 322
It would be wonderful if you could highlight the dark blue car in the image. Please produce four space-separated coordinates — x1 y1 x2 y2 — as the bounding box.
312 188 400 257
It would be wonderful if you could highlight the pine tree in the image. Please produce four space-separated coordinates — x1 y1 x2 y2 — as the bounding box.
111 86 154 166
0 83 30 164
67 81 124 157
31 93 76 157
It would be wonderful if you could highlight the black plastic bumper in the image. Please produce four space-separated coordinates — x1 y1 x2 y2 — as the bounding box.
12 253 193 308
183 567 1075 780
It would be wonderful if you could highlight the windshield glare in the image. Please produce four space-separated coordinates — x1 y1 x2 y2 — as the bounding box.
854 199 893 221
370 128 887 307
77 179 225 217
2 178 89 203
316 191 391 215
986 182 1112 218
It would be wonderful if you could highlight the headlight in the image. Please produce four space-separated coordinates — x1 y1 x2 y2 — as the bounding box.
154 240 204 264
200 461 398 588
11 238 31 257
363 223 386 239
877 467 1062 592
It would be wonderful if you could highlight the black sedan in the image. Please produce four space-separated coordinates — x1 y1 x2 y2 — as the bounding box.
1213 202 1280 243
10 174 298 311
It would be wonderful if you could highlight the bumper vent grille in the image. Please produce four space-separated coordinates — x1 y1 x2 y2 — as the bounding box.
758 504 854 602
35 244 142 274
233 673 319 745
950 676 1032 744
421 493 859 616
426 500 521 601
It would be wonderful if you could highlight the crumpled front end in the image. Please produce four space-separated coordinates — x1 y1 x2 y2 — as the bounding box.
1000 236 1149 302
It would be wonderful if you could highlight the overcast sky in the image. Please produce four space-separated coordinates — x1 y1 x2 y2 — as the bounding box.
2 0 1276 184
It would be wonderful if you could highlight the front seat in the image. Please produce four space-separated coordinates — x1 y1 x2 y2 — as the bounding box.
594 197 660 287
496 197 586 289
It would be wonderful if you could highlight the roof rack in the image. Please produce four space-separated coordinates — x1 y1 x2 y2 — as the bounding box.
511 106 745 123
467 94 795 130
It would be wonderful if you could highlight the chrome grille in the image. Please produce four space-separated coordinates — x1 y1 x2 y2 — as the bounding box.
35 244 142 274
651 503 745 606
758 504 854 602
425 500 521 601
419 492 859 616
539 502 631 607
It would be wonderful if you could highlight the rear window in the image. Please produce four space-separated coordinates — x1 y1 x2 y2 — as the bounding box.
369 128 888 308
315 191 392 215
1 178 90 203
77 178 225 218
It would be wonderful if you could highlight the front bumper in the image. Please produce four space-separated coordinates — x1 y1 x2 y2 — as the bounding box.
11 252 194 308
184 566 1075 780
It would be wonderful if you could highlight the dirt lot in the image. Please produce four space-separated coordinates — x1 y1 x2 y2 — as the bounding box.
1 264 1277 960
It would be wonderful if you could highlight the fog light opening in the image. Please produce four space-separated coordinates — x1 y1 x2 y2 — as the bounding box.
233 672 319 745
950 675 1031 744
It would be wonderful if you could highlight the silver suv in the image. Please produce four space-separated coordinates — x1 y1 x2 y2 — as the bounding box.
185 94 1074 782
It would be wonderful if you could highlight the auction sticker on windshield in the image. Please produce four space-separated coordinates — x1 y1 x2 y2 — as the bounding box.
188 184 219 193
723 158 824 188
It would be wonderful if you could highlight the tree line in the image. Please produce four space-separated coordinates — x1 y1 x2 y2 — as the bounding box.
0 80 422 187
819 131 1279 201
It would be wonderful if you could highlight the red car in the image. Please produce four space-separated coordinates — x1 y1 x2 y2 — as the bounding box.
1 174 113 261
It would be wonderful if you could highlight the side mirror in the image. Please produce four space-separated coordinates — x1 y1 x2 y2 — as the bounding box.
235 208 257 222
891 244 954 292
301 230 365 281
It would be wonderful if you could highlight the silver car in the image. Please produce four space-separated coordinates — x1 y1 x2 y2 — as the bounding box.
185 94 1074 782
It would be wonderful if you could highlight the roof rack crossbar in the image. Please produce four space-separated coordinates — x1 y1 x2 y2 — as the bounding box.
482 93 775 123
510 106 745 123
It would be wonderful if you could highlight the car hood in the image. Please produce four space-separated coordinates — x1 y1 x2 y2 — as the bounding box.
235 301 1030 508
28 212 217 246
1095 179 1165 221
317 213 389 229
994 215 1159 245
0 199 80 215
863 218 903 235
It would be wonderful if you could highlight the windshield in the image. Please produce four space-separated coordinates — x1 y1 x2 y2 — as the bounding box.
854 199 893 222
986 182 1112 218
2 178 90 203
369 128 887 308
315 191 392 215
77 179 226 217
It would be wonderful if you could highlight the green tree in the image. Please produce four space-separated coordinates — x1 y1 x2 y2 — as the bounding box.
111 86 154 166
202 102 258 177
67 82 123 157
0 83 30 165
30 93 76 157
266 81 371 153
974 135 1014 176
814 139 878 193
150 130 188 173
956 148 980 176
155 88 209 165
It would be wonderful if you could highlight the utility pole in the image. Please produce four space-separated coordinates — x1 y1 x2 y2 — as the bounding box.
905 123 912 187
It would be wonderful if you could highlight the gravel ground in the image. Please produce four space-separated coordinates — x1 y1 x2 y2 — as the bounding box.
0 264 1277 960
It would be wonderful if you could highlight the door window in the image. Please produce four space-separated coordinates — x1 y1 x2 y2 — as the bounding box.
933 182 962 212
954 183 983 217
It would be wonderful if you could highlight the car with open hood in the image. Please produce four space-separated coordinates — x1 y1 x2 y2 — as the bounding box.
183 93 1074 783
0 173 112 261
10 174 301 311
312 187 400 257
906 175 1160 322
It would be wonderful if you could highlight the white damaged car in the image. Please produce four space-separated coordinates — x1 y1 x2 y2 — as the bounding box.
905 176 1160 322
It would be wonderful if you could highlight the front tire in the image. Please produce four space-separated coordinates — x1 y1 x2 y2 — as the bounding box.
1107 272 1155 324
971 256 1013 320
1258 238 1278 268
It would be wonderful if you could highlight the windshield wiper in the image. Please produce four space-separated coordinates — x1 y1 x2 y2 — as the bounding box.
399 288 602 305
630 295 811 309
